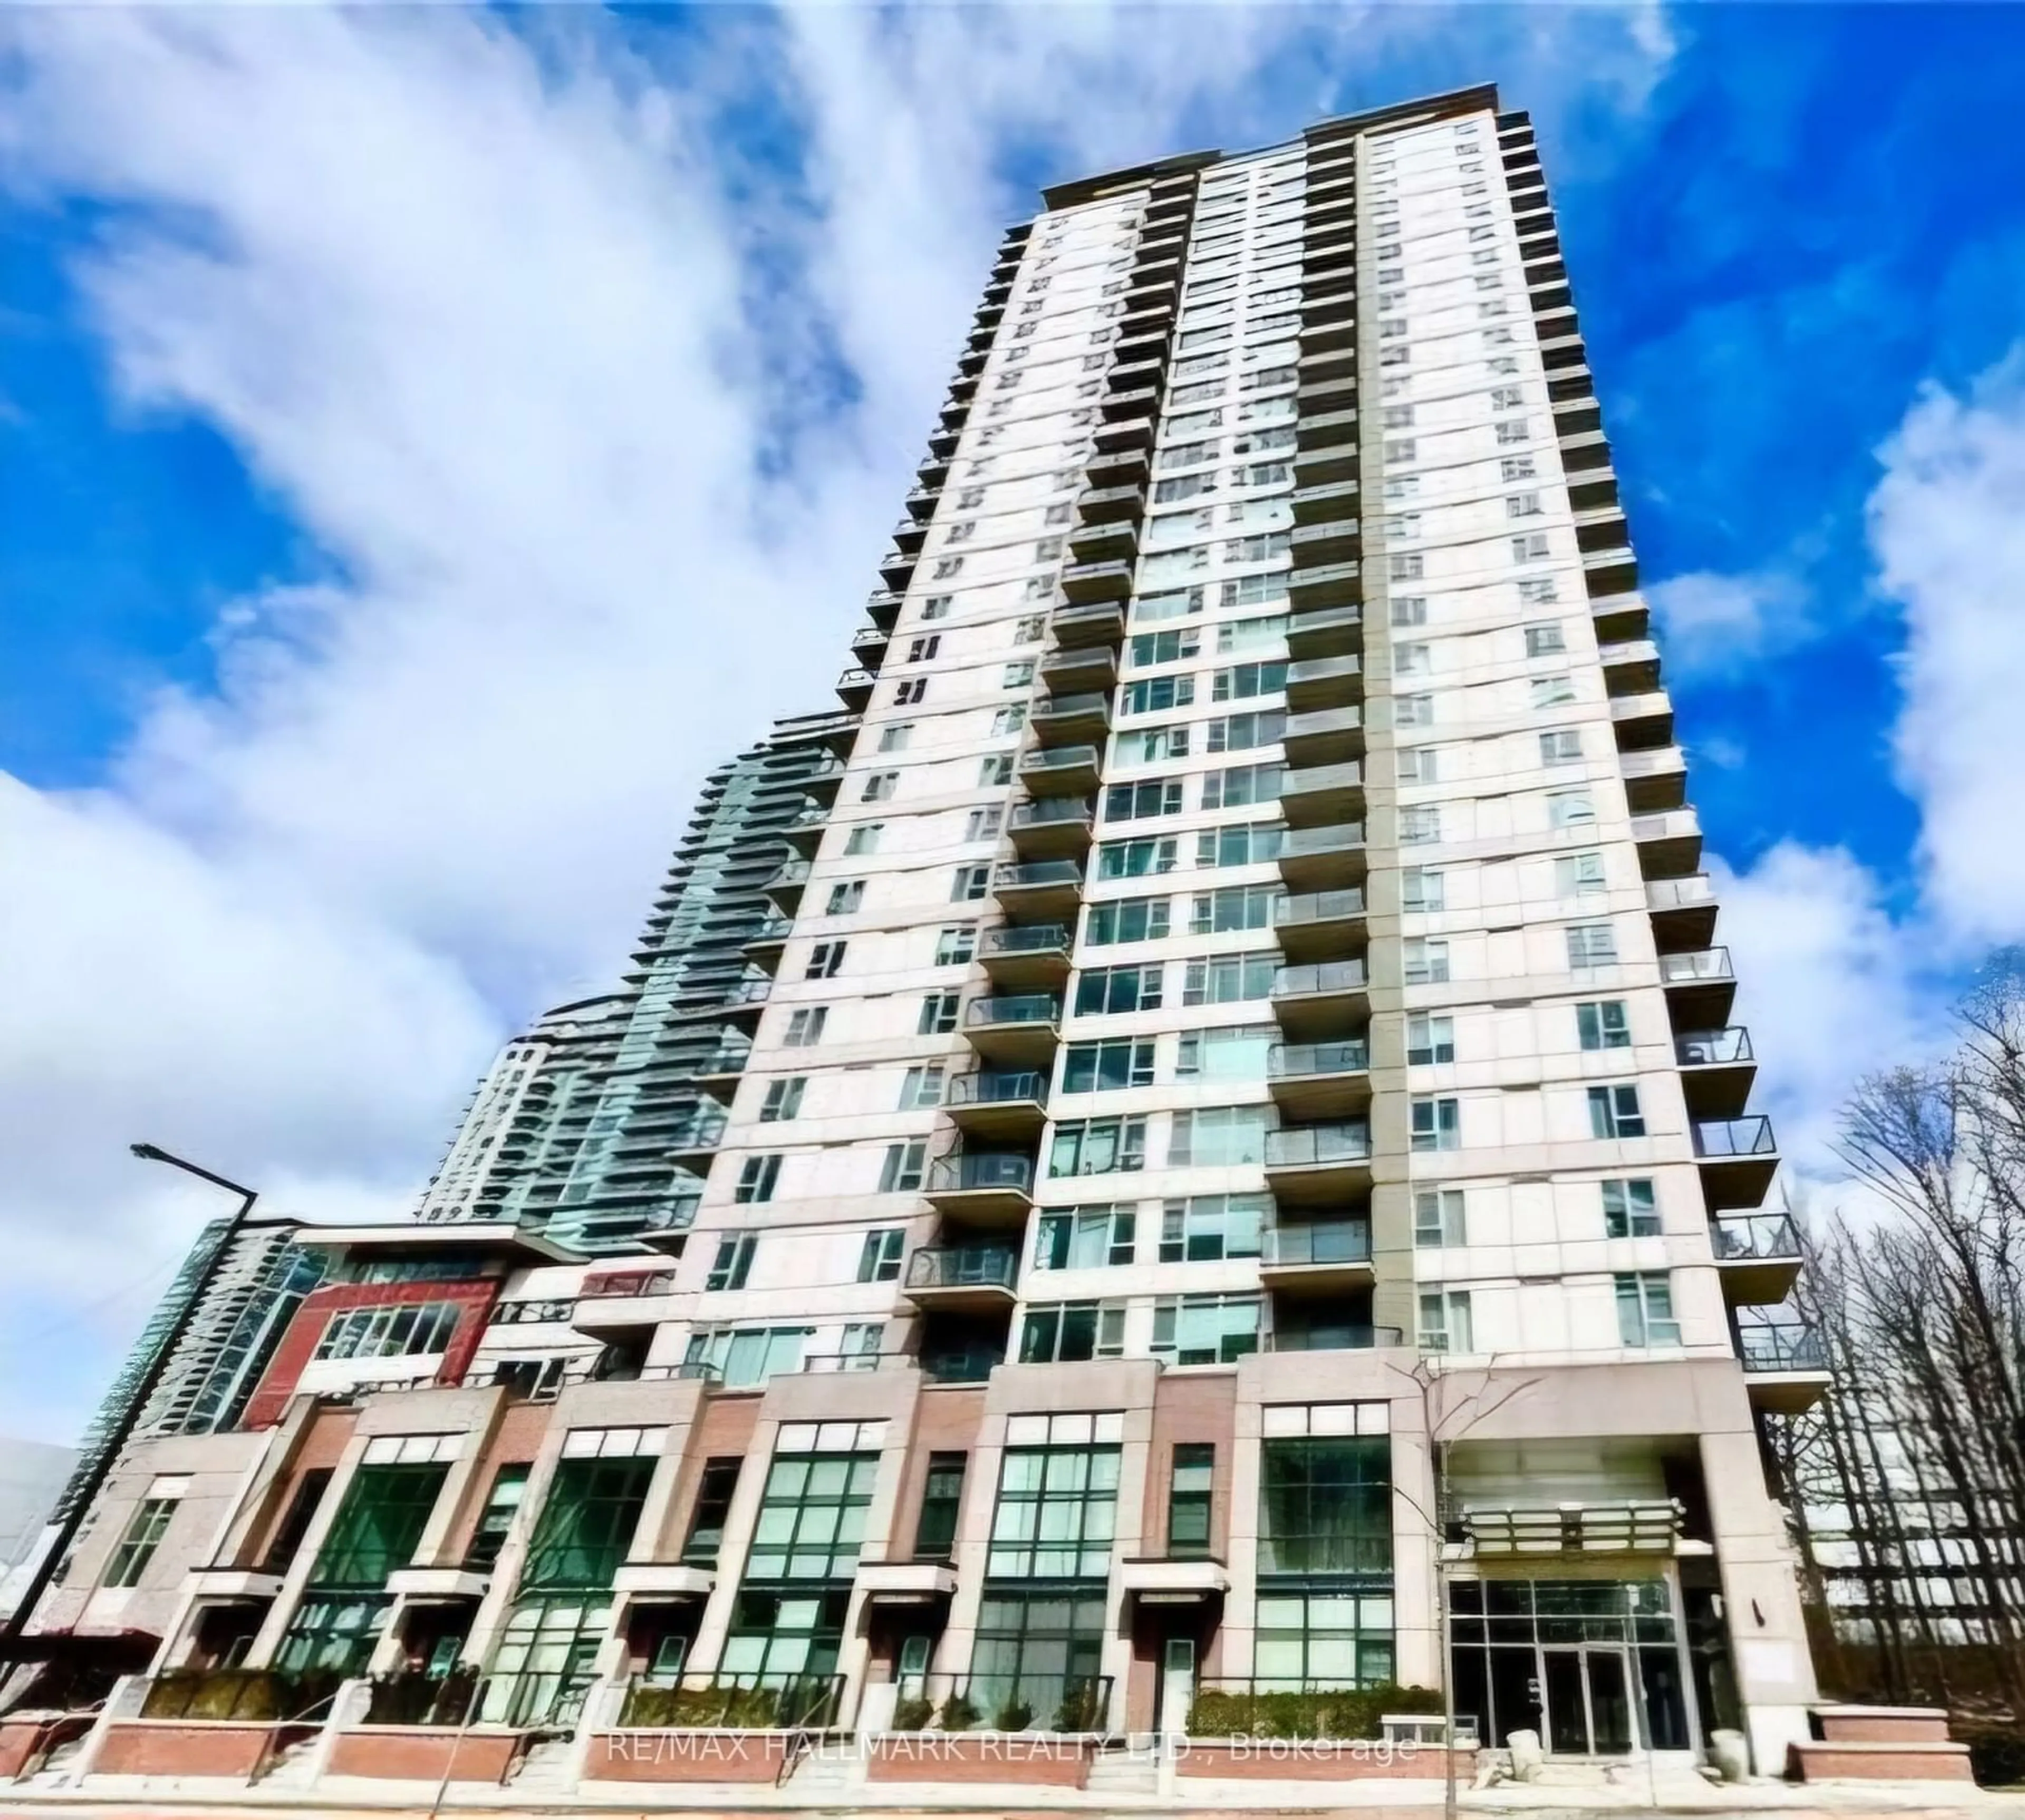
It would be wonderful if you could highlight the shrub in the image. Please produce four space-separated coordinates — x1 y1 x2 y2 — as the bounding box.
1053 1682 1104 1732
1185 1681 1442 1741
939 1692 981 1732
892 1695 934 1732
994 1697 1034 1733
1961 1725 2025 1788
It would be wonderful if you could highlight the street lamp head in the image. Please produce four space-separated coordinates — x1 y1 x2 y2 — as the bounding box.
129 1142 168 1162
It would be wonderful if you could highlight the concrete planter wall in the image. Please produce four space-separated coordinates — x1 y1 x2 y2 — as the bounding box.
865 1733 1099 1788
582 1729 801 1784
324 1727 523 1783
92 1719 285 1779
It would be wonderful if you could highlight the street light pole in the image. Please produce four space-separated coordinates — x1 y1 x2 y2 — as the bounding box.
0 1145 261 1659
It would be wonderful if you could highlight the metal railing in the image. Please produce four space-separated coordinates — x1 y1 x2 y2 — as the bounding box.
1266 1123 1372 1167
1677 1027 1752 1066
1263 1325 1402 1352
716 979 771 1008
1713 1212 1802 1263
1276 888 1365 926
363 1667 481 1727
1660 946 1733 983
981 922 1071 956
1019 744 1100 773
928 1152 1036 1194
946 1070 1048 1109
994 860 1082 889
880 1672 1112 1735
617 1672 845 1731
667 1113 728 1151
836 666 874 690
745 913 793 942
905 1247 1018 1292
1273 960 1367 997
1262 1220 1372 1266
921 1346 1005 1385
1694 1115 1777 1158
1269 1041 1369 1080
581 1267 680 1299
1738 1323 1828 1373
966 994 1061 1027
140 1668 345 1723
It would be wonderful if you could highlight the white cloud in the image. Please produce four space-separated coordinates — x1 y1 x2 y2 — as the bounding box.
0 5 1674 1442
1646 566 1810 680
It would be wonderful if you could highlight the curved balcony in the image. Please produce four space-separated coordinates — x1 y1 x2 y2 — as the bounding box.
850 622 891 666
1008 796 1094 861
1712 1210 1802 1306
1280 760 1364 829
1693 1114 1779 1210
1660 946 1735 1027
782 803 828 859
667 1112 728 1172
1274 889 1366 964
864 589 903 632
1676 1027 1756 1119
690 1039 751 1102
1278 820 1366 894
993 859 1083 922
944 1069 1049 1143
1286 604 1362 662
1631 807 1702 880
1282 705 1363 768
835 666 875 712
1260 1218 1374 1295
1031 692 1111 746
1268 1041 1371 1121
978 922 1073 991
740 914 793 974
1019 743 1101 796
925 1151 1036 1225
877 549 917 592
1052 602 1127 649
1271 960 1369 1040
714 978 772 1026
891 517 928 554
963 994 1062 1068
1265 1122 1373 1205
903 1245 1019 1313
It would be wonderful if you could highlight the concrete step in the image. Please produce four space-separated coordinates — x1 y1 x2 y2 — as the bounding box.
1815 1703 1955 1745
254 1739 324 1789
1085 1747 1159 1793
1791 1739 1976 1783
506 1737 579 1789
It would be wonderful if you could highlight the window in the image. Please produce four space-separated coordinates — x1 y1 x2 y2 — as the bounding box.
311 1457 454 1588
1414 1189 1466 1248
1160 1192 1268 1261
1401 868 1444 913
684 1326 812 1389
1201 762 1282 810
1511 530 1549 565
879 1142 928 1192
707 1233 756 1289
1557 852 1608 898
951 864 990 903
843 824 882 855
1603 1178 1660 1238
263 1469 333 1571
313 1303 461 1362
784 1007 827 1047
825 880 864 915
741 1443 879 1582
1075 959 1163 1014
1523 622 1565 657
1168 1444 1214 1557
1567 921 1618 967
1519 576 1559 604
1391 596 1428 628
1017 1302 1126 1366
1394 641 1431 677
1549 790 1596 829
878 722 912 753
1406 1014 1455 1066
1175 1025 1275 1081
861 771 898 803
103 1492 180 1587
1130 628 1201 667
1035 1206 1136 1269
1403 938 1450 985
735 1155 782 1204
979 753 1013 786
934 926 978 966
464 1464 529 1569
1501 455 1537 482
1616 1273 1682 1347
682 1460 742 1565
922 594 952 619
1578 1000 1631 1051
1105 778 1185 821
1588 1084 1646 1139
858 1229 905 1282
991 704 1027 736
1212 660 1287 702
1205 709 1285 752
1062 1038 1156 1092
1190 884 1280 933
1530 675 1576 708
1049 1117 1147 1177
1195 822 1283 869
987 1415 1123 1576
899 1063 945 1109
805 940 846 980
963 806 1000 842
1410 1096 1461 1151
1086 896 1170 945
1097 836 1179 879
1153 1295 1262 1365
1169 1104 1273 1166
1540 729 1582 765
1015 612 1047 642
1395 692 1434 727
1400 804 1441 844
913 1454 967 1561
893 677 928 706
1002 660 1035 689
1388 553 1424 582
1419 1288 1473 1354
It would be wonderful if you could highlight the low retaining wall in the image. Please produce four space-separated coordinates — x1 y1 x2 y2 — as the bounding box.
0 1715 91 1781
325 1727 523 1783
1816 1706 1952 1745
92 1719 283 1779
866 1734 1100 1788
1177 1737 1472 1780
1790 1740 1975 1783
584 1730 799 1784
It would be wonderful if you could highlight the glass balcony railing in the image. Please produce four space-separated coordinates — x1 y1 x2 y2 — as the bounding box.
1035 692 1109 721
1676 1027 1753 1066
717 979 770 1008
1284 821 1365 856
905 1247 1019 1292
1660 947 1733 984
1269 1041 1370 1079
1693 1115 1777 1159
1020 744 1101 774
994 860 1082 890
927 1152 1036 1195
1264 1325 1402 1353
1009 799 1093 831
1284 760 1364 794
1738 1323 1828 1373
981 924 1071 958
1713 1212 1802 1263
1276 888 1366 926
1274 960 1367 997
1632 808 1701 842
1263 1220 1372 1266
1266 1123 1372 1167
921 1345 1006 1385
967 995 1062 1028
1647 875 1715 912
946 1070 1049 1109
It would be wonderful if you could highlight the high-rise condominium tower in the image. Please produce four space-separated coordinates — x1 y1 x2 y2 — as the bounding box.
17 86 1825 1793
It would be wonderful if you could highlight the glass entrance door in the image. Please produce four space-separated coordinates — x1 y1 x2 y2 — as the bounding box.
1541 1646 1636 1755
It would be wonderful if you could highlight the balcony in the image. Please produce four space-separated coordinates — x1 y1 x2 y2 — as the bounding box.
1694 1115 1779 1210
1610 687 1674 750
1093 414 1153 455
963 993 1062 1068
1271 960 1370 1038
1584 542 1639 598
1621 745 1686 813
979 922 1073 991
1268 1041 1372 1121
1294 440 1359 488
1085 447 1150 489
764 859 812 913
1038 646 1117 695
921 1342 1007 1385
1712 1211 1804 1306
1290 519 1359 570
1287 559 1362 614
1278 820 1366 893
877 549 916 591
850 623 891 670
1007 796 1094 862
1660 946 1736 1027
864 588 903 631
835 666 875 712
740 915 792 973
993 859 1083 922
1101 384 1159 422
1589 589 1649 644
1020 745 1101 798
1261 1323 1402 1354
1284 654 1362 714
1260 1219 1375 1295
714 978 771 1026
1031 691 1110 746
1052 601 1127 649
903 1245 1019 1314
1739 1321 1830 1413
944 1070 1050 1142
1075 483 1146 526
1600 637 1660 695
1631 807 1702 880
1676 1027 1757 1119
1647 874 1718 950
1282 705 1363 768
1067 518 1137 567
1265 1122 1373 1204
1275 889 1366 964
689 1041 750 1102
1059 559 1133 606
1299 407 1359 451
924 1151 1037 1225
1286 604 1362 662
1280 760 1364 828
573 1266 683 1334
891 517 928 554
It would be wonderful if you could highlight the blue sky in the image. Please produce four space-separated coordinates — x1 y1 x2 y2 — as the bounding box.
3 2 2025 1441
